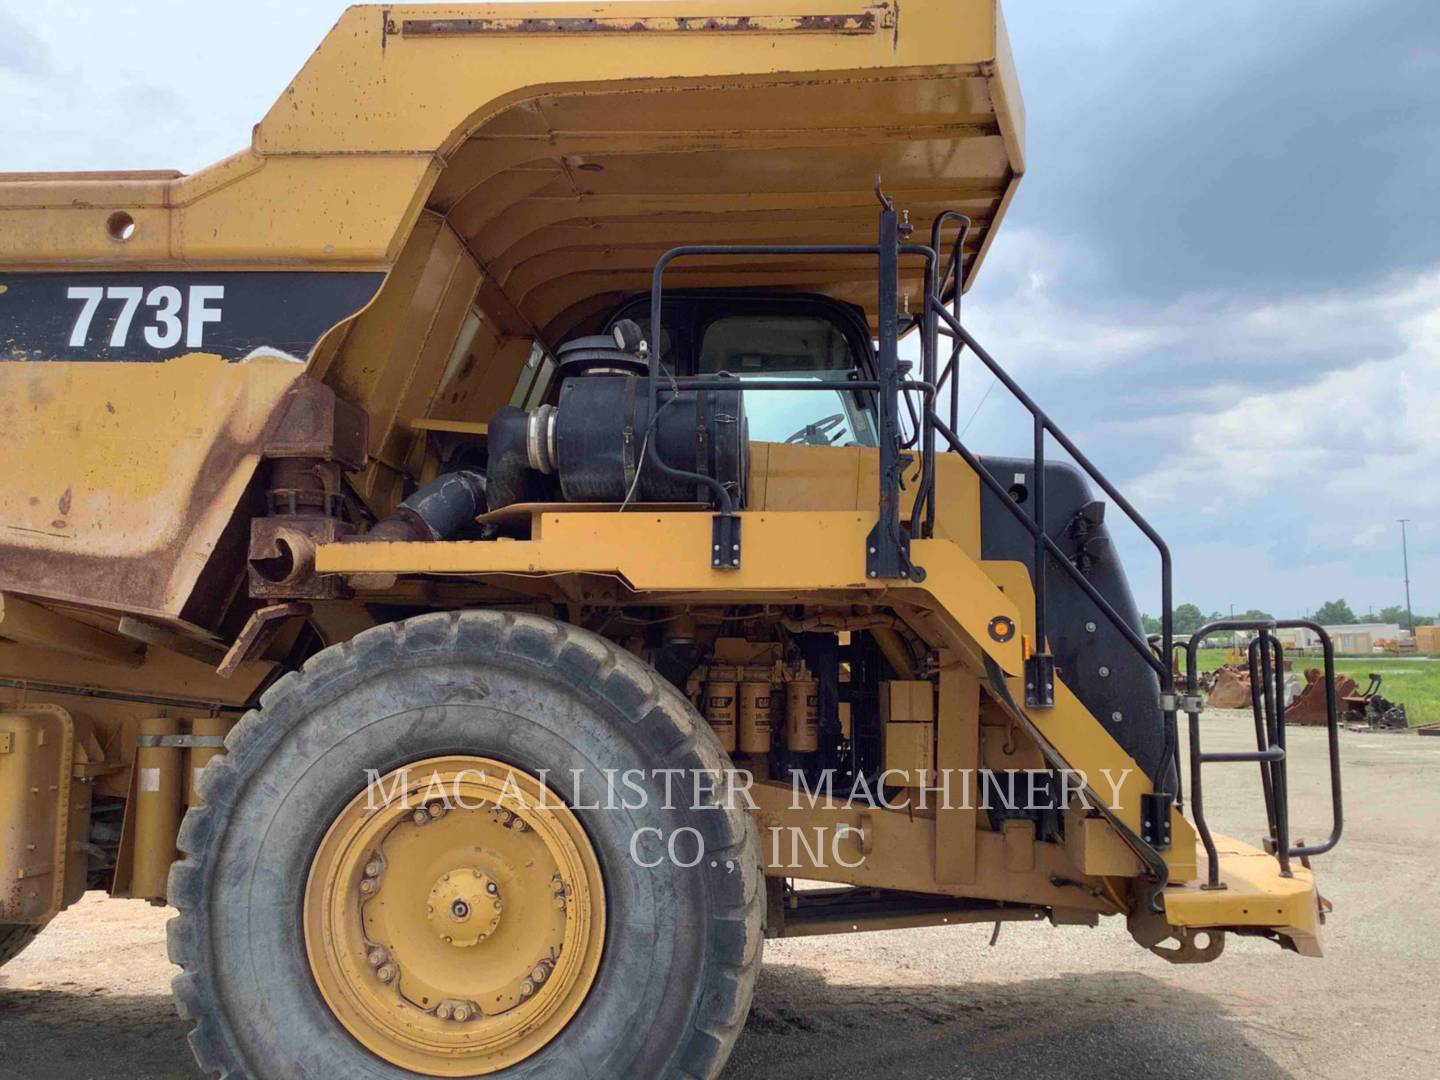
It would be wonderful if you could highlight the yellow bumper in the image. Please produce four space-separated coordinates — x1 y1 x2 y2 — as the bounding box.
1163 833 1325 956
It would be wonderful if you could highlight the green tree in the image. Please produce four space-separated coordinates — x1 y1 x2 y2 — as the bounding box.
1313 599 1357 626
1239 608 1273 621
1173 603 1206 635
1376 605 1434 627
1141 612 1161 635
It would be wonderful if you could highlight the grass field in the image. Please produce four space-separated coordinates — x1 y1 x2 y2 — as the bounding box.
1191 648 1440 726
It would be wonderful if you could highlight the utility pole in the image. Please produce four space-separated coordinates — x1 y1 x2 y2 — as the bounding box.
1399 519 1414 634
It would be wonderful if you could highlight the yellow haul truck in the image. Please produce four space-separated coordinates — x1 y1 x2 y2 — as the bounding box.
0 3 1345 1077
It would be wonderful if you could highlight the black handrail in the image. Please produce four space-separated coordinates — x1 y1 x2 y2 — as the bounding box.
930 412 1168 681
1183 619 1344 888
908 213 968 540
909 287 1176 776
648 208 1182 786
645 209 937 581
646 242 889 517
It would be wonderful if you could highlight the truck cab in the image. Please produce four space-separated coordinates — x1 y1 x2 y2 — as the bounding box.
602 291 880 447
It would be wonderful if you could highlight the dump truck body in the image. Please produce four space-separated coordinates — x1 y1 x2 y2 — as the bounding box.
0 4 1341 1078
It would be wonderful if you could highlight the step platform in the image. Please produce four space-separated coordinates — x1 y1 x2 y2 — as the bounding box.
1163 832 1324 956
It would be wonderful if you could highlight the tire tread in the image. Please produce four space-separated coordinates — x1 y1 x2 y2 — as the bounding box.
167 610 762 1080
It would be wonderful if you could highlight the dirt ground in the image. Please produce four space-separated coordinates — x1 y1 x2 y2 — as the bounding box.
2 713 1438 1079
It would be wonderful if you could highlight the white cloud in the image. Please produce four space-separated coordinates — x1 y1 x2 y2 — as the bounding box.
0 2 342 173
0 10 51 76
965 227 1180 376
949 225 1435 615
1130 269 1440 518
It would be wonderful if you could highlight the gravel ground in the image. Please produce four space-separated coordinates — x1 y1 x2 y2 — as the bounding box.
2 712 1437 1079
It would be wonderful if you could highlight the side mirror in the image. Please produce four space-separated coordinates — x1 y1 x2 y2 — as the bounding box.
611 318 647 356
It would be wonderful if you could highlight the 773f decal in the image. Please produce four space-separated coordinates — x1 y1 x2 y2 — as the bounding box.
66 284 224 349
0 272 385 363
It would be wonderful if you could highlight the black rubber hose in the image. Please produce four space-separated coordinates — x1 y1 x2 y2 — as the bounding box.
400 470 487 539
485 405 533 513
358 469 487 542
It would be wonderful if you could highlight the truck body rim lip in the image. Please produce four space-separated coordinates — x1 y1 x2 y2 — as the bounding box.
302 755 605 1077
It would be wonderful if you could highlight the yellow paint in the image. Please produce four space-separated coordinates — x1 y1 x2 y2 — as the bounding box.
751 780 1112 911
304 757 605 1074
1164 833 1323 956
0 1 1022 494
0 0 1324 954
0 353 301 617
0 705 83 923
316 510 1026 674
1064 811 1143 878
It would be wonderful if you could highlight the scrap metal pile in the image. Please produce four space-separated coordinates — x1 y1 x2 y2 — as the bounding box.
1200 660 1409 730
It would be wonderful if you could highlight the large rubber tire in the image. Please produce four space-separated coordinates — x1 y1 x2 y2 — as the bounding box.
167 610 763 1080
0 923 42 968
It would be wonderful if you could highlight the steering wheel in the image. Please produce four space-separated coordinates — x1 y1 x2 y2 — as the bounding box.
785 414 846 445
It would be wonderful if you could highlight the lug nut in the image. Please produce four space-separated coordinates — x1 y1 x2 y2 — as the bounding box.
436 1003 453 1020
412 808 430 825
359 878 377 895
453 1004 472 1022
367 947 388 967
376 963 397 984
364 859 383 878
427 801 447 819
520 979 535 998
531 964 548 984
486 882 498 895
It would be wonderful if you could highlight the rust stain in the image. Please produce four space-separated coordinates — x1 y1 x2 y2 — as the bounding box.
0 374 332 629
796 13 876 30
400 12 878 35
25 378 55 407
0 418 264 622
57 488 72 516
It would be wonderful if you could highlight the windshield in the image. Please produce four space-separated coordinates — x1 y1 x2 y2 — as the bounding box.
611 300 878 447
698 313 876 447
737 378 876 446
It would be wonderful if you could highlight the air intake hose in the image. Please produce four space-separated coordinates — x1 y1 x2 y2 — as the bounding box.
358 470 487 542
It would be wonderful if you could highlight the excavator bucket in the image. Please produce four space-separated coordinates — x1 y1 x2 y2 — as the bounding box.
1288 669 1357 726
1206 665 1253 709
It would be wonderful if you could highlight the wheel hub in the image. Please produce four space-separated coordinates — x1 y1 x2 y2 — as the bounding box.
304 757 604 1077
428 868 502 947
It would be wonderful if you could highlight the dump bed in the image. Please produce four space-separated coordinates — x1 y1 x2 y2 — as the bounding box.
0 0 1022 626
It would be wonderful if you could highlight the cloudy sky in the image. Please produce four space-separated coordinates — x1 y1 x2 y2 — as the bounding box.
1 0 1434 620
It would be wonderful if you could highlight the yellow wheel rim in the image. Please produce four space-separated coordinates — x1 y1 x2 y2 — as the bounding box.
304 757 605 1076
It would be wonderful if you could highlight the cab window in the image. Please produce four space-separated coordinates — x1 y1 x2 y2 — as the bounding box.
607 296 877 447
